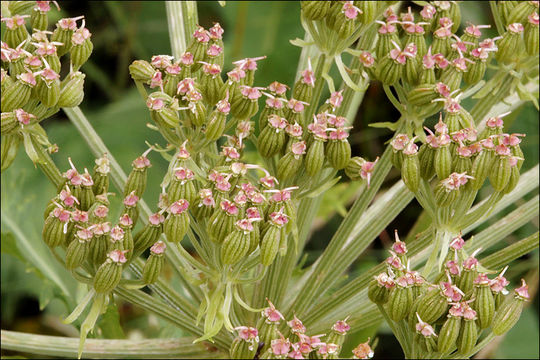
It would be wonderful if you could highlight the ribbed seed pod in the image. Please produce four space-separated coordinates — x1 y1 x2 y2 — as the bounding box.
408 296 424 331
419 67 437 85
230 93 259 120
472 283 495 329
129 60 156 83
277 151 303 180
133 213 164 257
200 66 225 106
501 165 520 194
301 1 331 21
221 229 250 265
142 241 166 284
71 29 93 70
326 139 351 170
489 155 511 192
151 106 180 128
65 229 93 270
524 14 539 56
435 183 459 207
458 268 477 296
418 144 436 180
258 122 287 158
57 72 85 108
93 252 126 293
124 155 151 198
403 56 419 86
42 209 70 248
496 25 524 64
230 337 258 360
167 170 196 204
3 21 29 48
90 223 111 266
402 154 420 193
507 1 537 24
260 225 281 266
375 32 400 60
118 215 134 260
438 315 461 355
30 8 48 30
375 57 402 85
387 283 413 321
207 201 238 244
463 60 486 85
470 150 494 190
79 185 95 211
456 317 478 355
417 288 449 323
492 296 525 335
205 111 227 141
1 77 34 112
368 279 391 305
435 145 452 180
391 149 404 170
51 22 74 56
407 84 439 106
431 34 451 58
164 200 190 243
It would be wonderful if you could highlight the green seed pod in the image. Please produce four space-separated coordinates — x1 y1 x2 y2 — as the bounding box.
207 200 238 244
1 74 35 112
57 72 85 108
507 1 538 24
8 1 36 15
51 18 77 56
42 207 70 248
132 213 165 257
435 182 459 207
463 60 487 85
163 70 181 98
164 200 190 243
524 13 539 56
419 67 437 85
230 336 258 360
150 105 181 128
257 115 287 158
124 154 151 198
324 1 342 31
387 280 414 321
292 75 315 104
345 156 377 183
118 214 134 260
472 279 495 329
326 135 351 170
230 86 260 120
167 167 196 204
301 1 331 21
35 74 61 108
221 220 253 265
458 269 478 297
368 273 394 305
305 137 324 176
181 100 207 127
417 288 449 324
431 33 452 58
277 141 306 180
30 8 48 32
456 317 478 355
108 225 125 253
501 165 520 194
489 155 512 192
418 144 436 180
92 154 110 196
435 145 452 180
402 152 420 193
260 225 281 266
89 222 111 266
205 97 230 141
335 15 357 39
470 148 495 190
1 112 20 135
492 280 529 335
200 63 225 106
142 241 166 284
375 30 400 60
453 154 473 175
496 24 525 64
375 56 402 85
129 60 156 84
391 149 404 170
93 250 127 293
70 27 94 70
2 16 30 48
438 311 462 355
403 55 419 86
65 228 93 270
186 27 209 73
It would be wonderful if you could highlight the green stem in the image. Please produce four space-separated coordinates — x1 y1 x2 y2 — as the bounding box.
377 305 410 358
0 330 223 359
481 232 539 270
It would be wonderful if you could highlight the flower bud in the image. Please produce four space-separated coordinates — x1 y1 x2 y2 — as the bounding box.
93 250 127 293
57 71 85 108
142 241 166 284
164 200 190 243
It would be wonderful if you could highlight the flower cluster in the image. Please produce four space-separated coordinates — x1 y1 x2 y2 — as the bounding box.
1 1 93 171
230 300 373 359
369 231 530 358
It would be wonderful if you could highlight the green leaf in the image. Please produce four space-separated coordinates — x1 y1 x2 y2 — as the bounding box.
305 176 342 198
21 133 41 165
1 232 24 262
38 281 54 311
97 301 126 339
516 81 539 110
368 121 399 131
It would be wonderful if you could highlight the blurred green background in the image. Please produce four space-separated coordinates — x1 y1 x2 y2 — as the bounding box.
1 1 538 359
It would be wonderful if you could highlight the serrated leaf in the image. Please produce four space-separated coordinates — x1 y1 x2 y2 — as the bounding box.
368 121 399 131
